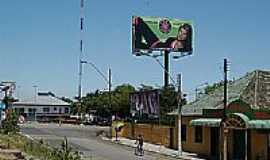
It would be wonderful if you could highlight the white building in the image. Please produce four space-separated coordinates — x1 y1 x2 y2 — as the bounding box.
12 92 71 121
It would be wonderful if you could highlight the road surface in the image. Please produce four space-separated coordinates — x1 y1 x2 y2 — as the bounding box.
20 122 178 160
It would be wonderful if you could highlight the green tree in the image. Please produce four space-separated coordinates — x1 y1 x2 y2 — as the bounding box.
1 110 19 134
159 85 178 117
112 84 135 117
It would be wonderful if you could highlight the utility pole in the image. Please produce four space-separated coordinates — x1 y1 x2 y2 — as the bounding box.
164 50 170 87
108 68 112 116
33 85 38 103
33 85 38 121
177 73 182 156
223 58 228 160
224 58 228 117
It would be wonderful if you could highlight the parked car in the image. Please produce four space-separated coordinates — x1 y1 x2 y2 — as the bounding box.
97 117 111 126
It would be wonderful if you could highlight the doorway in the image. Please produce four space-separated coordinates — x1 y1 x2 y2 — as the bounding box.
210 127 219 160
233 130 245 160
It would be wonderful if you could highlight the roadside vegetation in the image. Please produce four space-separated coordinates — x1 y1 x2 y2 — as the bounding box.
66 83 187 126
0 109 82 160
0 133 83 160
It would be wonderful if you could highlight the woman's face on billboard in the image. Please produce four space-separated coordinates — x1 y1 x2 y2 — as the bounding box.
177 27 188 41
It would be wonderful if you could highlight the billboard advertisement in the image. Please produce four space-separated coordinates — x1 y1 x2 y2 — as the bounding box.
132 16 193 54
130 90 159 116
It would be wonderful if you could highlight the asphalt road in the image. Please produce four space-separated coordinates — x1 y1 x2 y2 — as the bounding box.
20 123 178 160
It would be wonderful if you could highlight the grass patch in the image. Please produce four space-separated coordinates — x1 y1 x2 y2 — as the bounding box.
0 133 51 159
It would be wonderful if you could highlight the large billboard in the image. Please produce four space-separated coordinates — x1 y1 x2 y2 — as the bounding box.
132 16 193 54
130 90 160 117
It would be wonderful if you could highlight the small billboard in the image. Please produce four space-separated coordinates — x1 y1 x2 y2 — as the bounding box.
130 90 159 117
132 16 193 54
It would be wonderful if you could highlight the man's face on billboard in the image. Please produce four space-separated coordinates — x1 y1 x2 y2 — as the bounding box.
177 27 188 41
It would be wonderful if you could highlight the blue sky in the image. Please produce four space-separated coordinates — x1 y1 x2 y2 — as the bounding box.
0 0 270 101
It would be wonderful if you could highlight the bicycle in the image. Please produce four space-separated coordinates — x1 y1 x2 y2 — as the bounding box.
134 144 144 156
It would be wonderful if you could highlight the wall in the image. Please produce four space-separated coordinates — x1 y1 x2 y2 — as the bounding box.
180 117 211 157
113 121 176 148
250 130 268 160
13 105 69 114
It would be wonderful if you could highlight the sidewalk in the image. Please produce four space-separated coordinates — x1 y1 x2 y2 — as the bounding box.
102 137 205 160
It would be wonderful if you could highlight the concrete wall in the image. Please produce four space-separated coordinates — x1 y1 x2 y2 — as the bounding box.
113 121 176 148
180 117 211 157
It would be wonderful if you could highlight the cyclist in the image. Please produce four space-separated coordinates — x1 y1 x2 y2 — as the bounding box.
135 134 144 156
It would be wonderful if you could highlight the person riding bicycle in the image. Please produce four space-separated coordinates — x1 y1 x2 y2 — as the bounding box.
135 134 144 155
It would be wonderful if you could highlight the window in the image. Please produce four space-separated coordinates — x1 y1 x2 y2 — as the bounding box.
65 107 69 114
54 107 57 111
181 124 187 141
43 107 50 113
28 108 33 113
195 126 203 143
19 108 25 114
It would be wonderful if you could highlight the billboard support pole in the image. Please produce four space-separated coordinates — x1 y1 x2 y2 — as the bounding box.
177 74 182 156
164 50 169 87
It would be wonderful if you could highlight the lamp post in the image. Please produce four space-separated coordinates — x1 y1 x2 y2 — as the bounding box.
83 61 113 137
78 60 87 118
33 85 38 121
83 61 112 118
136 52 184 156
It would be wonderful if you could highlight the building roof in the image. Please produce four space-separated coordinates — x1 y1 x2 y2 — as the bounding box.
172 70 270 116
13 93 70 106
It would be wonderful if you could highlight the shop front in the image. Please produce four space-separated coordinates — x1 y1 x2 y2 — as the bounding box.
190 111 270 160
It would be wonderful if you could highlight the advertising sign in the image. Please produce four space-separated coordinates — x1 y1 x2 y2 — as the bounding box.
130 90 159 116
132 16 193 54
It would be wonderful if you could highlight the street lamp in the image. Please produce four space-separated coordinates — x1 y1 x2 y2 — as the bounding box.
137 53 177 85
33 85 38 121
83 61 112 119
136 52 183 156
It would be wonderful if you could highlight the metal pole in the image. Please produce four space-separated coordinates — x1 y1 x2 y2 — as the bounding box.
78 61 82 113
78 0 85 117
108 68 113 138
223 58 228 160
33 85 38 121
33 85 38 103
224 58 228 117
164 50 169 87
109 68 112 115
177 74 182 156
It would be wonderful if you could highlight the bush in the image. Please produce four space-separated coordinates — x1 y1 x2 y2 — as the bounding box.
50 137 82 160
1 110 19 134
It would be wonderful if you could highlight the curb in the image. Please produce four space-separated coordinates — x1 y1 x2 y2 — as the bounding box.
101 137 205 160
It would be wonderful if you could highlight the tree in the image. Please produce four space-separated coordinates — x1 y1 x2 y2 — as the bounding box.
159 85 178 117
112 84 135 117
1 109 19 134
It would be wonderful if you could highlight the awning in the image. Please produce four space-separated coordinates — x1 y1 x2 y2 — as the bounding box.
190 118 270 129
190 118 222 127
247 120 270 129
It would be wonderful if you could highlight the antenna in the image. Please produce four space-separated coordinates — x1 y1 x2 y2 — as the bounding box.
78 0 86 114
